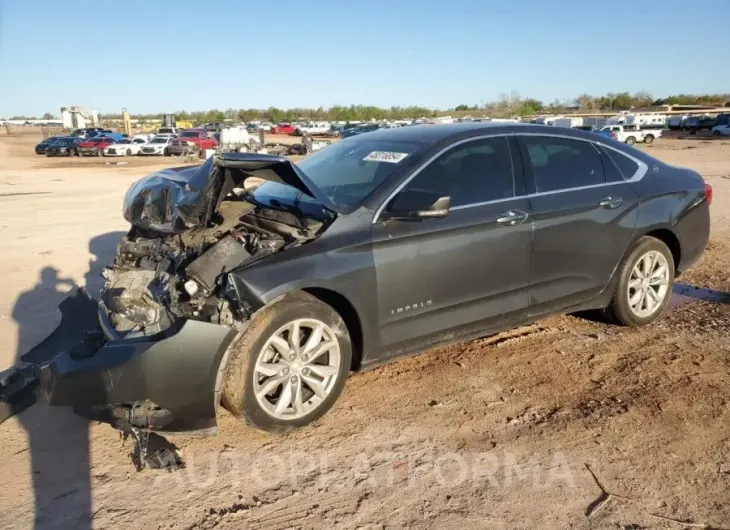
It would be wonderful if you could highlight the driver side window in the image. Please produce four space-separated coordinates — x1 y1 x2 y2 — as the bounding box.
402 136 515 207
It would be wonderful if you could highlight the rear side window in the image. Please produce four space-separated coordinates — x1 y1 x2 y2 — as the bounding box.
601 147 640 180
523 136 604 192
402 136 515 207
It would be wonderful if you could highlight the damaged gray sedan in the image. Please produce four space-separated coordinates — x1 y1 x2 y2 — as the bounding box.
39 123 711 434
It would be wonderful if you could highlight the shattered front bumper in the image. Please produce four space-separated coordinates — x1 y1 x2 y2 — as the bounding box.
39 289 238 432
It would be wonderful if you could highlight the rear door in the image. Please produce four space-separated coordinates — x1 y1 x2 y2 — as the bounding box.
516 134 641 315
372 135 533 353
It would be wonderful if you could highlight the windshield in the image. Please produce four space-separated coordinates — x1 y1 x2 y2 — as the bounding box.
180 131 199 137
251 138 423 213
150 138 167 144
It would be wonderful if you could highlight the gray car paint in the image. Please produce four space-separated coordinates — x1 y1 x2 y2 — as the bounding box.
230 123 710 367
38 123 711 433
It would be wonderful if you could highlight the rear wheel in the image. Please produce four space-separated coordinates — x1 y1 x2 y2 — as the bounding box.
644 134 654 144
625 136 636 145
126 149 132 155
222 292 351 434
605 236 675 326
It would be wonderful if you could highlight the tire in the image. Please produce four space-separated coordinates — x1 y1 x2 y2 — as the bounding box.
222 292 352 434
714 131 721 137
644 134 654 144
126 149 132 155
604 236 675 327
164 148 171 156
625 136 636 145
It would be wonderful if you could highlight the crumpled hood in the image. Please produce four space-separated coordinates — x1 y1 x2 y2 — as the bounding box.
122 152 336 233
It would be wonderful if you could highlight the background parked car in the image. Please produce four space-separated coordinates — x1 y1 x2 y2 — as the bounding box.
97 132 126 142
597 125 660 145
45 137 81 156
34 136 63 154
157 127 180 137
103 137 148 156
271 123 296 134
712 124 730 137
139 136 174 156
69 127 106 139
77 137 115 156
294 122 332 136
341 123 383 138
168 129 217 155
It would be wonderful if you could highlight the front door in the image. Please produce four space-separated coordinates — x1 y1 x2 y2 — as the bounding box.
372 135 533 354
516 134 641 314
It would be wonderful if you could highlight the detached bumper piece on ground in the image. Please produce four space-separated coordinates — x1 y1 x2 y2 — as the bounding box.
38 288 238 433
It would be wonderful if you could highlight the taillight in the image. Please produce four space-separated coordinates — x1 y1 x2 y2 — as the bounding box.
705 183 713 206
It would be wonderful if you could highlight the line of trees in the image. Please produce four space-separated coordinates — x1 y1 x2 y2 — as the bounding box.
12 92 728 124
454 92 730 118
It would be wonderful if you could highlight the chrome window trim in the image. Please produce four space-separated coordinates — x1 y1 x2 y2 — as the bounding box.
371 132 648 222
596 141 648 183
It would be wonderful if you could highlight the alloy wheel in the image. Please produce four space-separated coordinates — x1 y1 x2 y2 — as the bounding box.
627 250 670 318
253 318 341 420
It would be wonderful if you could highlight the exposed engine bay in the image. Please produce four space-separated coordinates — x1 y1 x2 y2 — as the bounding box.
101 154 331 337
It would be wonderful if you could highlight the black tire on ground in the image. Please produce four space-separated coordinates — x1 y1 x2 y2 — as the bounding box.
164 148 171 156
644 134 654 144
222 292 352 434
625 136 636 145
714 131 721 136
604 236 675 327
127 149 132 155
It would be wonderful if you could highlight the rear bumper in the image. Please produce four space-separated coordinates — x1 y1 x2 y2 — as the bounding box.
39 289 238 432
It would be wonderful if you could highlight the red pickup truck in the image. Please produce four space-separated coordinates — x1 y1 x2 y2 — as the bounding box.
271 123 295 135
168 129 217 155
77 137 115 156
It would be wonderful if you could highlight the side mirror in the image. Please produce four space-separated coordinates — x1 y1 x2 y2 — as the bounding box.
383 190 450 221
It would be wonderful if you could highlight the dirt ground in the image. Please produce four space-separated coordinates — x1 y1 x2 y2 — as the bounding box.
0 129 729 529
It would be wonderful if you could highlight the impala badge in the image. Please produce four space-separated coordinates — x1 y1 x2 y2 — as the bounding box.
391 300 432 315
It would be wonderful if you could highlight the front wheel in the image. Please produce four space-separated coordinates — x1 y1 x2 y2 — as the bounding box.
222 292 352 434
714 131 721 136
605 236 675 326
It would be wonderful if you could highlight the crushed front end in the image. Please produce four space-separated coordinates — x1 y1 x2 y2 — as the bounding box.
39 153 331 432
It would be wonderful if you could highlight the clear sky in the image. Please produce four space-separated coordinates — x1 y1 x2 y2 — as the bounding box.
1 0 728 116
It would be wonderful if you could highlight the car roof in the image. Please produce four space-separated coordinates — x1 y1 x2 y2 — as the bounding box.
359 122 600 143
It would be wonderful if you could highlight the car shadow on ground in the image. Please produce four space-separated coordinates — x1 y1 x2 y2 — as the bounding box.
12 231 124 530
671 283 730 305
572 283 730 324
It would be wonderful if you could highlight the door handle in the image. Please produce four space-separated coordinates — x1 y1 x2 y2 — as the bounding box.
599 196 623 208
496 209 529 226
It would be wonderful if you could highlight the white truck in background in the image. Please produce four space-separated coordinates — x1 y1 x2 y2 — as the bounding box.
554 117 584 128
599 124 662 145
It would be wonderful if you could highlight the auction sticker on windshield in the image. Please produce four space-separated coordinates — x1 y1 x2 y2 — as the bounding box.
363 151 409 164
